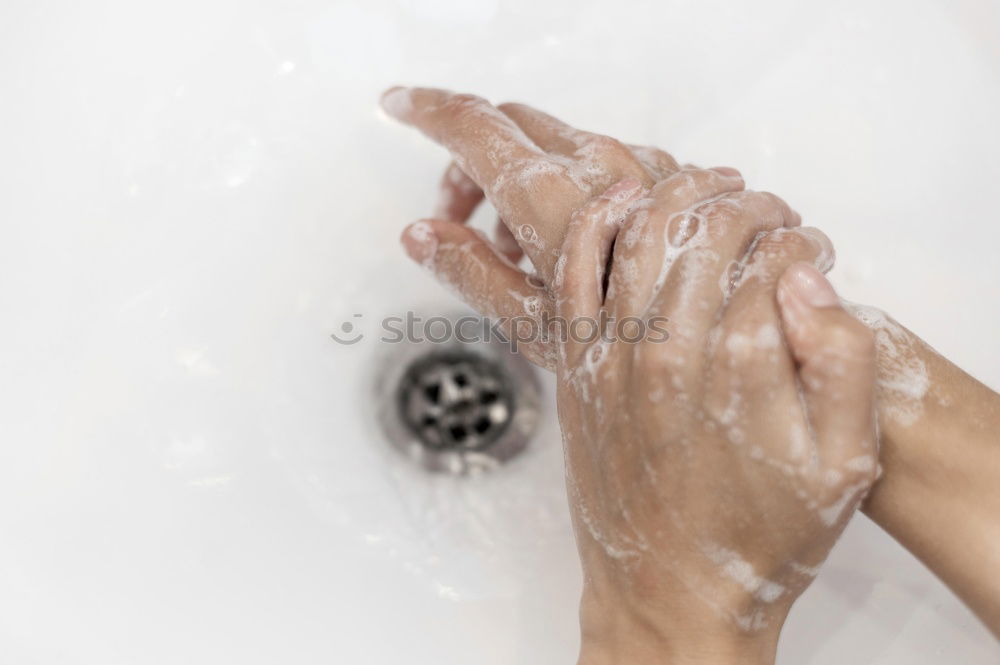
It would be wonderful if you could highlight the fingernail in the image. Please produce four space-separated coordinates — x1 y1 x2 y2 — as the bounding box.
710 166 742 178
794 226 835 270
401 220 437 265
784 262 840 308
380 86 412 120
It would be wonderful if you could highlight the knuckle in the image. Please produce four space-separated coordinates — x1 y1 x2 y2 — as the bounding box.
704 166 745 189
699 196 744 226
755 227 816 256
631 145 680 175
681 169 723 194
496 101 522 114
731 229 822 286
587 134 627 154
754 228 823 260
585 135 644 170
744 191 789 228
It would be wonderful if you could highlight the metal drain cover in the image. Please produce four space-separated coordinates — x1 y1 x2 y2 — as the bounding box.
374 314 541 474
397 352 515 452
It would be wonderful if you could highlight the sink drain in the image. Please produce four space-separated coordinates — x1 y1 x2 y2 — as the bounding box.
374 314 540 473
397 352 515 452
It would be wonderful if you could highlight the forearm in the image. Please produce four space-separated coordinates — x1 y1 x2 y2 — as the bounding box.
861 324 1000 635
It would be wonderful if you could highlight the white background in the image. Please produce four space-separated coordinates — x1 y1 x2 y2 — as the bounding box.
1 0 998 663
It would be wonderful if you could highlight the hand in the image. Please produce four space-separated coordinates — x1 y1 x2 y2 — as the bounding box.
383 85 716 280
550 179 878 664
384 87 798 369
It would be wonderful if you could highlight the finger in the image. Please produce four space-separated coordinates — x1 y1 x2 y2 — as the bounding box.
382 88 584 277
638 192 802 388
677 165 801 226
604 168 747 318
499 102 657 187
435 163 524 264
555 179 645 363
777 262 878 480
493 217 523 264
400 218 557 370
496 102 583 155
434 162 484 222
607 168 747 317
706 228 834 460
381 88 559 211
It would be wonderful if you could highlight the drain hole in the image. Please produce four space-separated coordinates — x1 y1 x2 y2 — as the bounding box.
423 383 441 404
397 351 516 452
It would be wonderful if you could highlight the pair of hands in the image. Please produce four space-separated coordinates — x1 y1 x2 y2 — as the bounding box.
380 86 998 659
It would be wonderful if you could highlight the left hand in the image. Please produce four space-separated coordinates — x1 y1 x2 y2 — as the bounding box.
382 87 788 280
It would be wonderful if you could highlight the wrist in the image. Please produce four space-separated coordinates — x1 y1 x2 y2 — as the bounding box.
865 341 1000 519
862 332 1000 634
576 586 781 665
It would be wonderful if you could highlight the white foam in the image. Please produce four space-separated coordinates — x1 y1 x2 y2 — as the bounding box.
703 543 787 604
845 302 929 426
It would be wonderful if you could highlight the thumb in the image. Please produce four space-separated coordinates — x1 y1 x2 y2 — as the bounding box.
777 262 878 477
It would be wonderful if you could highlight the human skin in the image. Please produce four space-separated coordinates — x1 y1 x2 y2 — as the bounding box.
381 87 1000 639
553 178 879 665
